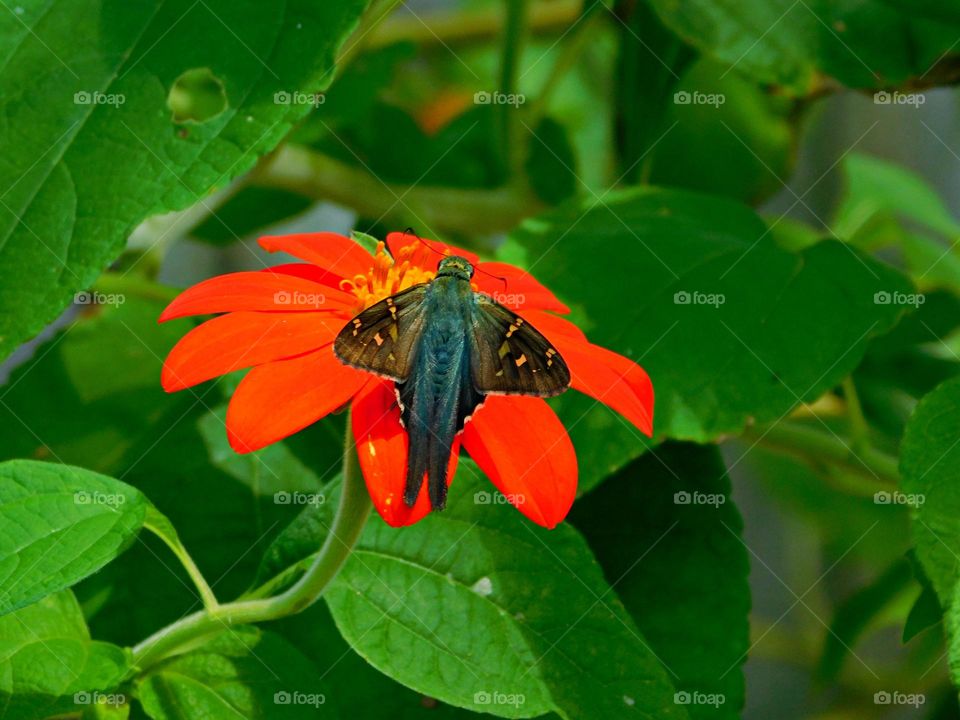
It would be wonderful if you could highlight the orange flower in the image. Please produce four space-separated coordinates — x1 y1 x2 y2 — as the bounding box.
160 232 654 528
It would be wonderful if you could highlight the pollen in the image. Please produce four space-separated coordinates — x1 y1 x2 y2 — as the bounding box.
340 241 439 310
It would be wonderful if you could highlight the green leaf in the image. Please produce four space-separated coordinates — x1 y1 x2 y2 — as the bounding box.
0 590 131 720
525 117 577 205
0 0 370 361
136 626 330 719
836 154 960 242
901 377 960 686
648 0 960 92
571 443 749 719
325 462 685 720
509 187 911 491
190 187 312 245
904 556 943 643
0 460 147 616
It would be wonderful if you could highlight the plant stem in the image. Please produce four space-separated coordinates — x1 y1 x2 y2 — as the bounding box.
143 511 219 612
742 420 900 490
130 424 371 671
497 0 530 179
251 145 542 235
841 376 869 453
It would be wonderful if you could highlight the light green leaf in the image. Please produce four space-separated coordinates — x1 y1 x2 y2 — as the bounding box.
509 187 911 491
0 460 147 616
326 462 685 720
571 443 749 719
0 0 370 361
136 626 330 719
0 590 130 720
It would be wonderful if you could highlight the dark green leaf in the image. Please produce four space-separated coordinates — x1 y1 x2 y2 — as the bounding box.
571 443 749 719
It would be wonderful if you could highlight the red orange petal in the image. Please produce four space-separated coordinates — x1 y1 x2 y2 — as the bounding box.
473 262 570 314
162 312 342 392
159 272 355 321
351 380 460 527
463 396 577 528
226 346 367 453
525 310 654 437
258 232 372 279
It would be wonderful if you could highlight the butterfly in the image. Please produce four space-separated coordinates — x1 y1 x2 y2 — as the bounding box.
333 255 571 512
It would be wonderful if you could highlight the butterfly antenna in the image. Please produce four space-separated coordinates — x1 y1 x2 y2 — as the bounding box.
403 228 508 289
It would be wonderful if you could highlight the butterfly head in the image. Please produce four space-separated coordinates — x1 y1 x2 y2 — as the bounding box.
436 255 475 281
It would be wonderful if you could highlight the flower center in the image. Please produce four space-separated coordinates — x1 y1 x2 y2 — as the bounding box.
340 241 438 311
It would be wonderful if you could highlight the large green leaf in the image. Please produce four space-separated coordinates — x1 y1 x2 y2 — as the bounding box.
648 0 960 92
0 590 130 720
0 460 147 616
0 0 370 361
571 443 749 719
508 187 911 491
326 462 685 720
136 626 331 719
901 376 960 690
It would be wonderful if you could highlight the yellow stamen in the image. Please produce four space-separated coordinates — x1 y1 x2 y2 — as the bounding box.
340 241 440 311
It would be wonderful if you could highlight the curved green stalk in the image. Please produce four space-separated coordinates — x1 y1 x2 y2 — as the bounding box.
130 425 371 671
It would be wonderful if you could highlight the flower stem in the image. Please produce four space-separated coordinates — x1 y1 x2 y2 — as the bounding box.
497 0 529 179
130 422 371 671
742 420 899 490
841 376 869 454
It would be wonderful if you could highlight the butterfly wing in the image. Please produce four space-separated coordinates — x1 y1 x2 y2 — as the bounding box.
333 285 428 381
468 294 571 397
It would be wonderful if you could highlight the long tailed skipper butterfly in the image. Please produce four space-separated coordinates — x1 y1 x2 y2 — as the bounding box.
334 252 570 511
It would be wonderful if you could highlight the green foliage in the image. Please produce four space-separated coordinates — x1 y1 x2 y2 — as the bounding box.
509 187 911 490
0 0 370 361
0 460 147 616
326 462 684 720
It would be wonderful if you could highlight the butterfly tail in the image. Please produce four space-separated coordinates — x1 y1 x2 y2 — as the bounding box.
400 381 429 506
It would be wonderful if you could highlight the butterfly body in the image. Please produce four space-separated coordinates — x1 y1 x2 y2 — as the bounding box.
334 256 570 511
